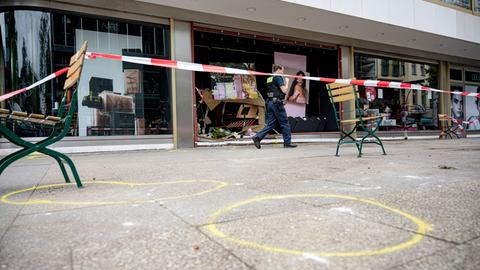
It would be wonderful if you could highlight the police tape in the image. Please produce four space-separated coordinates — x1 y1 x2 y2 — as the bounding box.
2 52 480 103
0 67 69 102
85 52 480 99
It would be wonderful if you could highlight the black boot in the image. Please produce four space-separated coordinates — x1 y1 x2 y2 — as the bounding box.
284 143 297 148
252 137 261 149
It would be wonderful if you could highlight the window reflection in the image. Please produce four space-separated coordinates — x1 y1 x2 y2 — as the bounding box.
441 0 471 9
0 11 52 137
1 9 171 137
354 54 439 131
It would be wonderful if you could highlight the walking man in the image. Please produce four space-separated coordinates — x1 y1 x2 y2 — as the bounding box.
252 65 297 149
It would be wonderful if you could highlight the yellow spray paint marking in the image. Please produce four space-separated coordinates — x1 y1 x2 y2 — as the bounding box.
27 152 45 160
206 194 432 257
1 180 227 206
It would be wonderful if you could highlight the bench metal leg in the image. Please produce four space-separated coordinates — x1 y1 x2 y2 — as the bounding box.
0 123 82 187
359 118 386 156
337 123 361 157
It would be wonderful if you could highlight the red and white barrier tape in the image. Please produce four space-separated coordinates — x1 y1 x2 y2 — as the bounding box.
2 51 480 103
86 52 480 99
0 67 69 102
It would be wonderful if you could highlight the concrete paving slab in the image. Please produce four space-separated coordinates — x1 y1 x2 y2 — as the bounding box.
376 180 480 244
1 138 479 269
0 203 249 270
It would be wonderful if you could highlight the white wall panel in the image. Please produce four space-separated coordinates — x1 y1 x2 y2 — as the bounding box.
331 0 363 18
387 0 415 28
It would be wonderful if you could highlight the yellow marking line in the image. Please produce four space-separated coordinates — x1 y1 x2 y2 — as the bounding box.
27 152 45 160
1 180 227 206
206 194 432 257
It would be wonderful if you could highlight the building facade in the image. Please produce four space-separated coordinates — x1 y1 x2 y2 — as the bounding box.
1 0 480 149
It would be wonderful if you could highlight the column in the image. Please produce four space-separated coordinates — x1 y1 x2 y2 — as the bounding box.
170 19 195 148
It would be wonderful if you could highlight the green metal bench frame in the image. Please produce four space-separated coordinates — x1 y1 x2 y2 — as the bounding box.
0 42 88 187
326 83 387 157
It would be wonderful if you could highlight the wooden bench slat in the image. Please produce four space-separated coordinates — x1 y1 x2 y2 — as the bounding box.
67 58 83 78
332 93 356 103
438 114 450 121
29 113 45 119
340 115 383 123
12 111 28 117
65 41 87 90
69 42 88 65
0 109 9 114
63 67 83 90
327 83 350 90
46 116 61 122
331 86 357 96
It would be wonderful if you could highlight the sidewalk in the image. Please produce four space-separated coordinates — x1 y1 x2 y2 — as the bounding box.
1 139 479 269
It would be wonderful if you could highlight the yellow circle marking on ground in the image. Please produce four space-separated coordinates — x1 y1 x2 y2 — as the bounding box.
1 180 227 206
207 194 432 257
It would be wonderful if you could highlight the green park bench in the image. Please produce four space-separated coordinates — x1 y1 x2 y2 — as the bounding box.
326 83 387 157
0 41 88 187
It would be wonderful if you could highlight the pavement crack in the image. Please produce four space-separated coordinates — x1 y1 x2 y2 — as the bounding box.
160 204 257 270
384 245 462 270
69 246 74 270
322 178 366 187
460 234 480 245
349 213 461 245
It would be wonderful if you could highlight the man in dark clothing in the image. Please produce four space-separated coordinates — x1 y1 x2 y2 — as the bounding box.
252 65 297 149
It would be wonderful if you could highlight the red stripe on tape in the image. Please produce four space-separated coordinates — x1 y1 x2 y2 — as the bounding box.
92 53 122 61
202 64 226 73
320 78 337 83
351 80 366 86
400 83 412 89
54 67 69 77
151 58 178 69
377 81 390 87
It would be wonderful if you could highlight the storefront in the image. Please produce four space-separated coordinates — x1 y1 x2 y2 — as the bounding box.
450 67 480 129
0 8 172 138
192 25 340 139
1 1 479 149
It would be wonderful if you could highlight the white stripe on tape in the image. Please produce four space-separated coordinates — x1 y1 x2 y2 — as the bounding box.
123 56 151 65
177 61 205 72
335 79 353 85
225 67 251 75
388 82 402 89
364 80 380 87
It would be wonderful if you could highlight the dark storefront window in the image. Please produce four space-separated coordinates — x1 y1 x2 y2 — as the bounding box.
1 9 171 137
0 11 52 136
355 54 439 131
450 69 463 81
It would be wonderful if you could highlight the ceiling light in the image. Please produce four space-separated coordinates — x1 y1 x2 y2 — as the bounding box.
246 7 256 12
297 17 307 22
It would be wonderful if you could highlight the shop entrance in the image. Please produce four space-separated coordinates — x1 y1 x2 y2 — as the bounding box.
193 27 338 140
